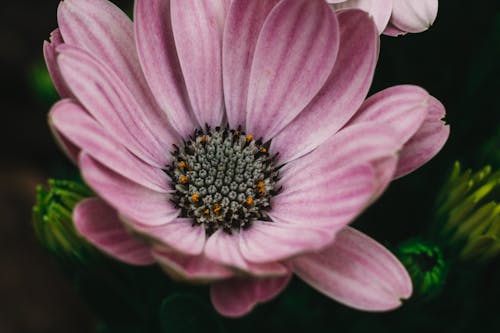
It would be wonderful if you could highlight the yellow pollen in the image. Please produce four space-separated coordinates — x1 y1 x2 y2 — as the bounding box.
178 161 186 169
214 204 222 213
246 197 254 206
200 135 207 143
258 188 266 196
246 134 254 142
191 193 200 202
203 209 210 215
180 176 188 184
260 147 267 153
257 181 265 189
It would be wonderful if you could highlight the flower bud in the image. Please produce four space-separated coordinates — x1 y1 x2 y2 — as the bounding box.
396 239 447 298
434 162 500 263
33 179 96 264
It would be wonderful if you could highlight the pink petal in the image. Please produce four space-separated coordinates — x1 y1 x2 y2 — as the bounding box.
395 96 450 178
348 85 430 144
223 0 280 129
170 0 225 128
153 250 234 283
383 22 407 37
270 163 375 231
57 45 177 168
48 117 80 164
57 0 174 149
239 219 336 263
210 273 291 317
292 227 412 311
79 153 180 226
43 29 72 98
73 198 154 265
271 9 379 163
370 155 399 200
328 0 393 34
204 229 288 277
133 218 206 256
391 0 438 33
49 99 170 193
245 0 339 140
134 0 196 137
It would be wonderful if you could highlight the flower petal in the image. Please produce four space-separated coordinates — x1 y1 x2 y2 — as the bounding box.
153 250 234 283
57 45 176 168
74 198 154 265
223 0 280 129
170 0 226 128
210 273 291 317
328 0 393 34
395 96 450 178
245 0 339 140
134 0 196 137
79 153 180 226
133 218 206 256
240 219 336 264
49 99 170 193
58 0 174 148
348 85 430 144
270 163 375 231
43 29 72 98
391 0 438 33
271 9 379 163
292 227 412 311
204 229 288 277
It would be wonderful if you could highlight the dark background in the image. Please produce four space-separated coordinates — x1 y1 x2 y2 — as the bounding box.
0 1 499 332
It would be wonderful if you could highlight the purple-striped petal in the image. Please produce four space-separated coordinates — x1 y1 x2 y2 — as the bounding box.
57 0 174 147
328 0 393 34
270 163 375 230
43 29 72 98
204 229 288 277
74 198 154 265
395 96 449 178
391 0 438 33
153 250 234 283
210 273 291 317
49 99 170 193
134 0 196 137
240 219 336 263
133 218 206 256
79 153 180 226
170 0 225 128
245 0 339 140
271 9 379 163
57 45 177 168
223 0 280 129
292 227 412 311
348 85 430 144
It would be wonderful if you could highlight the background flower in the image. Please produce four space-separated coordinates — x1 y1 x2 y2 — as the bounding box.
327 0 438 36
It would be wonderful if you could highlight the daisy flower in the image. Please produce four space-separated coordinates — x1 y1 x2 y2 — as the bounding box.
45 0 449 317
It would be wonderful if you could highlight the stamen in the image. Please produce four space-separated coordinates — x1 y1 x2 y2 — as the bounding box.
168 127 280 235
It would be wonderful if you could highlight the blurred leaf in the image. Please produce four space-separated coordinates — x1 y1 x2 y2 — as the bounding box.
159 294 224 333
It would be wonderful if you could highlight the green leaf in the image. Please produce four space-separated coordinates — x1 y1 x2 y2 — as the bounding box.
159 294 224 333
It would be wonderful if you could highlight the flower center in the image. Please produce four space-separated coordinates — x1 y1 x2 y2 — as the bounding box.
167 127 280 235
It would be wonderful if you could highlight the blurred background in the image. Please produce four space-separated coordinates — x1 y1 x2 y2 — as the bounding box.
0 0 499 332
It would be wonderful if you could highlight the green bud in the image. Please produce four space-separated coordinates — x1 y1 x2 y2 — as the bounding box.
33 179 96 264
434 162 500 263
396 239 447 299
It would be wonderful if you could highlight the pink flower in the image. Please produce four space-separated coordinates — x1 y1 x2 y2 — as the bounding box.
45 0 449 317
328 0 439 36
